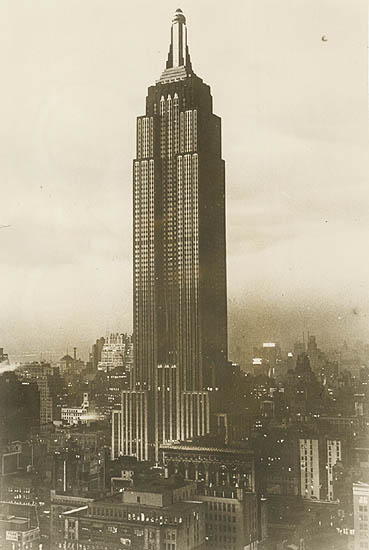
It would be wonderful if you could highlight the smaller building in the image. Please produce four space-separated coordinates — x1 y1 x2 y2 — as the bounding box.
57 477 205 550
61 392 89 425
111 408 122 459
16 362 63 425
197 486 261 550
0 347 9 365
97 333 133 373
252 342 282 378
1 471 38 506
299 436 343 501
58 348 84 376
327 439 342 501
91 337 105 370
353 482 369 550
1 441 22 477
299 439 320 500
50 490 96 550
0 503 40 550
0 372 40 444
161 442 255 491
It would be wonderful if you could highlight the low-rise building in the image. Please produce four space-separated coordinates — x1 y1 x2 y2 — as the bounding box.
58 348 85 376
61 392 90 425
50 490 96 550
0 503 40 550
52 477 205 550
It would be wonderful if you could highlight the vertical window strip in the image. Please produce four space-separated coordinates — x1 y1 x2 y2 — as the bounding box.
185 110 193 152
150 118 154 157
180 112 185 153
167 96 172 160
177 156 183 277
144 117 148 158
174 97 179 154
137 119 142 159
192 154 199 283
142 118 146 158
146 117 149 158
193 110 197 152
149 161 155 272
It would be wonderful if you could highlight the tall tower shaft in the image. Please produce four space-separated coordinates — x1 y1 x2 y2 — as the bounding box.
116 9 228 461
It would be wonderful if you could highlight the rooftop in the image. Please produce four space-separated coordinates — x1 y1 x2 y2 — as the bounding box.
81 497 202 516
59 355 74 362
161 441 253 455
131 476 192 494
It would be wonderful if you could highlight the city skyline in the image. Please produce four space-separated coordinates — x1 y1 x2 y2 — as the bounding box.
1 0 368 361
1 6 369 549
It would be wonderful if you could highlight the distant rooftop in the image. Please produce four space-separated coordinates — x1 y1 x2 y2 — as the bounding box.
161 441 253 455
59 354 74 362
132 476 191 494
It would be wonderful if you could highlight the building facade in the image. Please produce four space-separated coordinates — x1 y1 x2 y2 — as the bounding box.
353 483 369 550
299 437 343 502
50 491 95 550
97 333 133 373
197 487 260 550
299 439 320 500
161 443 255 491
61 392 90 425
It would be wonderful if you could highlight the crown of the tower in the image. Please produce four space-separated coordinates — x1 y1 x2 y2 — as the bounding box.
157 8 193 84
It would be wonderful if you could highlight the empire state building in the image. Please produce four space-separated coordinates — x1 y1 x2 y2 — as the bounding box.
113 9 228 461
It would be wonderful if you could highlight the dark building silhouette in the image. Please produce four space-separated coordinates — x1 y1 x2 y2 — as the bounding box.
116 9 228 461
90 336 105 371
0 372 40 444
16 362 64 426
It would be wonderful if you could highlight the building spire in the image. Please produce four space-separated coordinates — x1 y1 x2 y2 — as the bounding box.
158 9 192 83
167 8 188 69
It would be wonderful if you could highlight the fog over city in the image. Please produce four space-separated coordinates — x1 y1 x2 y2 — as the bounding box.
1 0 368 361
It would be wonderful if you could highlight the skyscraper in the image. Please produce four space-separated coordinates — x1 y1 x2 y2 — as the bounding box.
115 8 228 461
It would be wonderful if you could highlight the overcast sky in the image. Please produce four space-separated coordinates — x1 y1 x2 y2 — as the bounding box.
1 0 368 362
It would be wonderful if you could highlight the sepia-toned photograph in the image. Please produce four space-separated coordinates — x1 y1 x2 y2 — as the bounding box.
0 1 368 549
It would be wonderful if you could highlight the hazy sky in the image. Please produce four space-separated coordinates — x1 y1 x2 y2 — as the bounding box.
1 0 368 362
